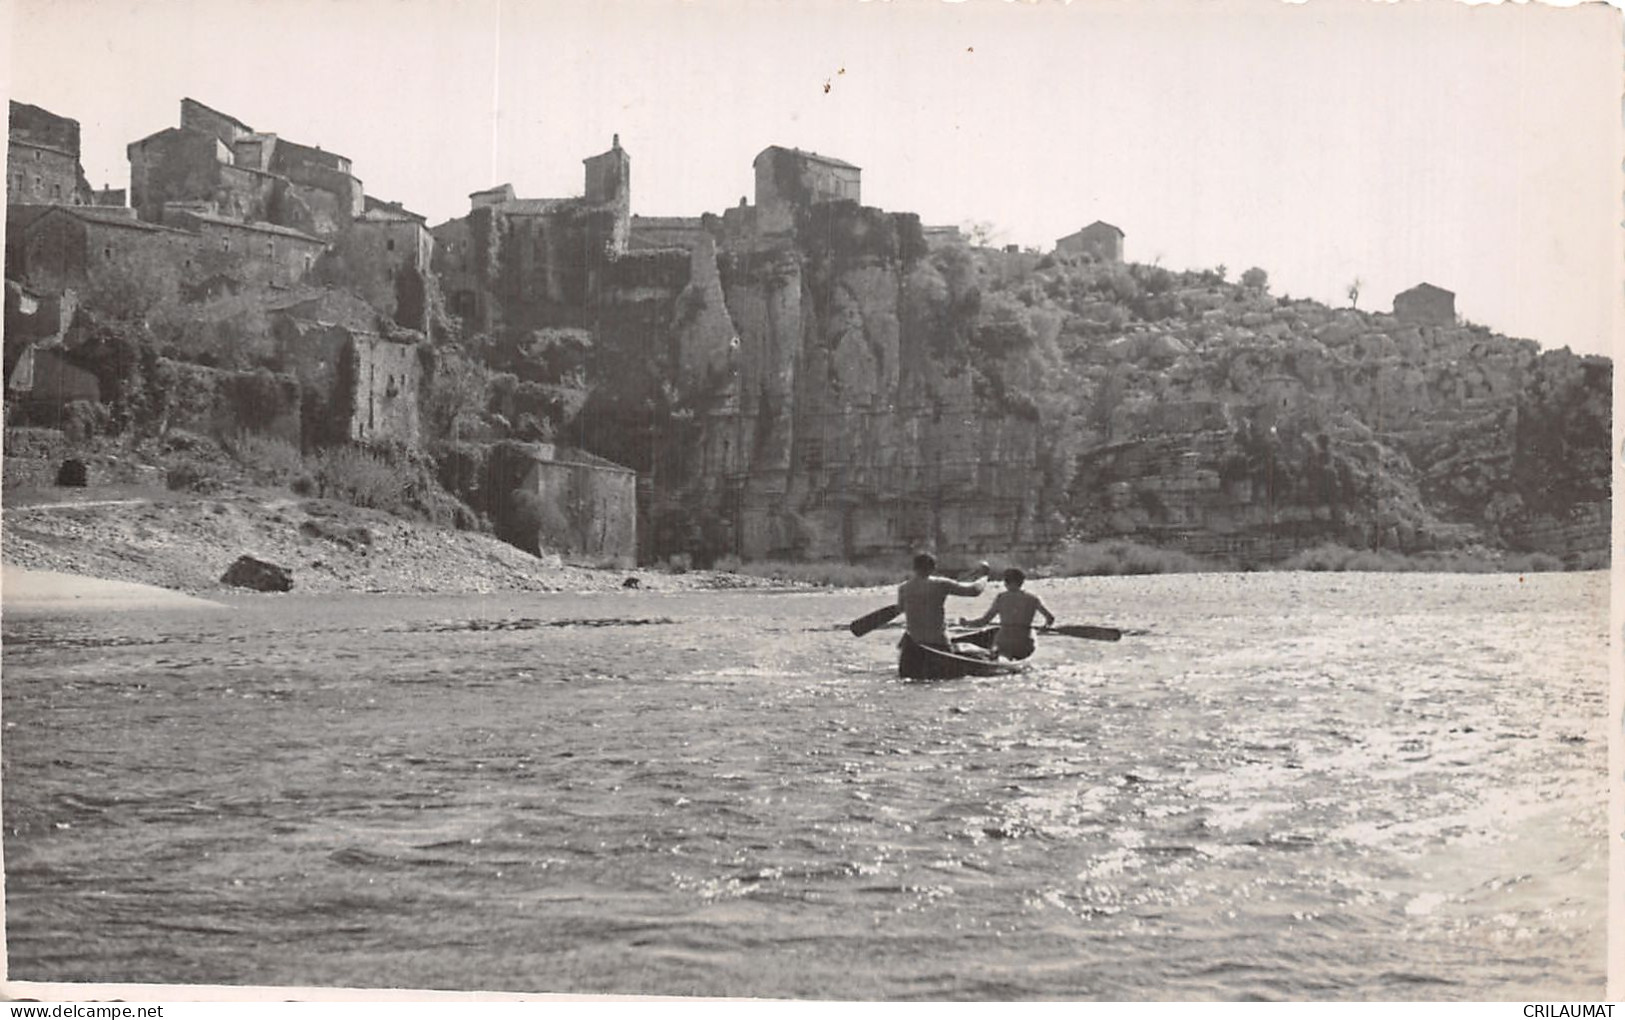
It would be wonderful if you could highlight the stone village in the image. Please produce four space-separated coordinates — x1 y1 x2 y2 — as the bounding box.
5 97 1603 570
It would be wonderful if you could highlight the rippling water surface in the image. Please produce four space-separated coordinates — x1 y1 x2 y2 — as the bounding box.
2 571 1606 999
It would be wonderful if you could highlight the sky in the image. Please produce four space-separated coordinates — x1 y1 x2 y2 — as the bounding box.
5 0 1620 356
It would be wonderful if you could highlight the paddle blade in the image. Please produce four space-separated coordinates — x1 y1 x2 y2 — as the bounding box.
850 604 902 637
1049 624 1122 642
951 626 999 649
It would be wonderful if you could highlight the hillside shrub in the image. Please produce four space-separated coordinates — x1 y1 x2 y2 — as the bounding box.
1049 540 1216 576
711 556 899 588
165 454 235 494
223 430 305 486
312 445 411 511
1279 543 1569 573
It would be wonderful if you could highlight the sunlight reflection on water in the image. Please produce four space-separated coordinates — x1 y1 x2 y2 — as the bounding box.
1 571 1607 1000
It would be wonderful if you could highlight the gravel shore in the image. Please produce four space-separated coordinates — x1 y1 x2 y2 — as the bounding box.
2 484 778 597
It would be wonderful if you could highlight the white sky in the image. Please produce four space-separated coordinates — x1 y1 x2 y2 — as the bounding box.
5 0 1620 356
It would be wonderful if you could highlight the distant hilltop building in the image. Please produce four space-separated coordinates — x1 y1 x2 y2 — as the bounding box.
751 146 861 236
430 135 631 333
8 101 96 206
1392 282 1455 326
1055 221 1124 263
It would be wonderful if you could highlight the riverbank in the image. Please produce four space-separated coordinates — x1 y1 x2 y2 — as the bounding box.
1 481 782 598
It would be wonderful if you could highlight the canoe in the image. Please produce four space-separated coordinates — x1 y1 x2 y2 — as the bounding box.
899 635 1024 680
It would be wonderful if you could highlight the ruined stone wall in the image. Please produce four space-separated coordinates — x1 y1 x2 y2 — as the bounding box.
158 360 302 444
523 455 637 562
347 333 421 446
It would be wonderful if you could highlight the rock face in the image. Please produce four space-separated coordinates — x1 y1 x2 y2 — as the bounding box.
630 205 1061 564
625 244 1610 566
220 554 293 592
450 184 1610 567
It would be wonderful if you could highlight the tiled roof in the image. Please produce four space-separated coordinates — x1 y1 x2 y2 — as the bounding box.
173 210 325 243
758 146 860 171
20 204 191 235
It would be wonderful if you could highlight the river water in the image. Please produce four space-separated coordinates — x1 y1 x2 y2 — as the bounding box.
1 571 1607 1000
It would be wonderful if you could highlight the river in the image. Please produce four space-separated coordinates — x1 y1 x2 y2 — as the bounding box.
1 570 1607 1000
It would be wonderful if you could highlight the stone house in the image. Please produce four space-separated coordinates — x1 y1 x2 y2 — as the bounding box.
5 204 199 306
510 442 638 562
8 101 94 206
330 201 435 331
1056 221 1125 262
752 146 861 236
128 98 364 237
347 332 422 446
1392 282 1455 326
163 209 326 289
268 309 424 449
429 136 630 335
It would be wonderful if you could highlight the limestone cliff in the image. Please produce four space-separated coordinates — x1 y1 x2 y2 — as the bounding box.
587 240 1608 567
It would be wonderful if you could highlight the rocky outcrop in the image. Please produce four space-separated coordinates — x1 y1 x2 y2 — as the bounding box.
628 246 1609 567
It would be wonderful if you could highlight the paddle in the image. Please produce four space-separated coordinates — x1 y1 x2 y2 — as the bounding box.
848 603 902 637
951 623 1123 646
1048 624 1123 642
848 561 990 637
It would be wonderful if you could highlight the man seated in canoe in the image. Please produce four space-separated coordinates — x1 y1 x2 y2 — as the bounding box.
958 567 1056 661
897 552 989 679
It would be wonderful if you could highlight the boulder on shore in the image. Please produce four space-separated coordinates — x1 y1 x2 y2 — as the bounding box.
56 458 88 487
221 555 294 592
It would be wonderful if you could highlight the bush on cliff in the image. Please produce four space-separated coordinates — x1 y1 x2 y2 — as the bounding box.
1278 542 1565 573
711 556 899 588
1049 540 1219 577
